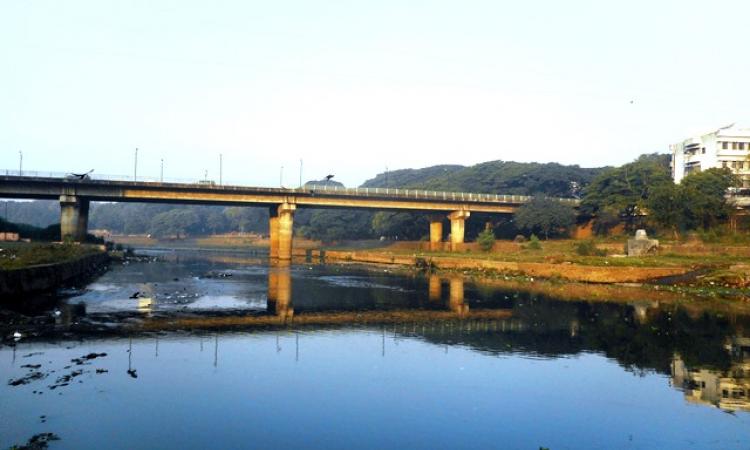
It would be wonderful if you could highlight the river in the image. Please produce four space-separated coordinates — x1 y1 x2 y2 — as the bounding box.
2 249 750 449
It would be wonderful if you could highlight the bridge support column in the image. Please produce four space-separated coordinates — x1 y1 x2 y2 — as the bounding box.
59 195 89 242
428 215 443 252
448 210 470 252
277 203 296 261
269 207 280 259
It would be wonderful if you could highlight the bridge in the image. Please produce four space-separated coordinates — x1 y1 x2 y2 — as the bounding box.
0 173 579 259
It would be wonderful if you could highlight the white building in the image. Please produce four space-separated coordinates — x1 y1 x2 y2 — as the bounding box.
671 123 750 186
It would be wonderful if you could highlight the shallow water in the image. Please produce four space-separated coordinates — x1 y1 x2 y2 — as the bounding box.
2 250 750 449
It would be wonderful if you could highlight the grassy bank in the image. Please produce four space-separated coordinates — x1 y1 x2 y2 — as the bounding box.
0 242 103 271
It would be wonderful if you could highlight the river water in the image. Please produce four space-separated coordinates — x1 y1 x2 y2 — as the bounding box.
2 250 750 449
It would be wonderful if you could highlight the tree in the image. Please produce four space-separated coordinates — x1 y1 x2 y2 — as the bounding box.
680 168 737 230
513 197 576 239
581 154 672 230
476 229 496 251
148 209 201 238
646 168 737 235
645 182 684 238
371 212 429 240
298 210 374 242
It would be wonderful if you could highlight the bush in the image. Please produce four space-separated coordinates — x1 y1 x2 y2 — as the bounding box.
574 240 607 256
477 229 496 251
525 234 542 250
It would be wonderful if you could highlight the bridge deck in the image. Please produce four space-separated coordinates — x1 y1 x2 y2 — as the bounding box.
0 174 579 213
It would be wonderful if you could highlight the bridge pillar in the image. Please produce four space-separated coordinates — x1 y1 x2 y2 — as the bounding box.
277 203 296 261
448 210 470 252
449 277 469 317
59 195 89 242
269 207 280 259
428 215 443 251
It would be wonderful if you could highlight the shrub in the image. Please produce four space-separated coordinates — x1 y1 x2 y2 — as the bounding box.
525 234 542 250
477 229 496 251
574 240 607 256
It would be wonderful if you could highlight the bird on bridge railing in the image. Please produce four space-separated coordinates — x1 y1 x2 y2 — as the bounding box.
67 169 94 180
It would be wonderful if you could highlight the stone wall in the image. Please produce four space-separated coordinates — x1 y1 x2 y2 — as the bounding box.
0 252 109 298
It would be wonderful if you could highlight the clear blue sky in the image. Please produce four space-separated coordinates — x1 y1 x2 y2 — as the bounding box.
2 0 749 187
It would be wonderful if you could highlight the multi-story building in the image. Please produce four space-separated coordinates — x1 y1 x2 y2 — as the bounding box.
671 123 750 186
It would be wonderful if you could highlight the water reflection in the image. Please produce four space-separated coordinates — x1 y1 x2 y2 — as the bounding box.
5 249 750 422
672 334 750 413
267 261 294 321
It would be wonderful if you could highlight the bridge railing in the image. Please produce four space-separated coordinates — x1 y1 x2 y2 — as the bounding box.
1 169 580 205
302 184 579 205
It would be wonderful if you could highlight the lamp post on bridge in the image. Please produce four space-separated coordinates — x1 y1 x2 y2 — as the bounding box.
134 148 138 181
18 150 22 176
160 158 164 183
280 166 284 188
299 159 303 188
219 154 223 186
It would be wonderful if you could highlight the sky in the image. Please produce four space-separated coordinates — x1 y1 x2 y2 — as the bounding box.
2 0 750 188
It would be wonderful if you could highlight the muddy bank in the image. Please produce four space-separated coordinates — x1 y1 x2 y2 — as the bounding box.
0 252 110 298
316 250 691 284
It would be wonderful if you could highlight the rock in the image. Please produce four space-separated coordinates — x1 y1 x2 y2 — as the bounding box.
627 229 659 256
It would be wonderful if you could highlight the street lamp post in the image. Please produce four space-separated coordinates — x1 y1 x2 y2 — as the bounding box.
280 166 284 188
134 148 138 181
299 159 303 188
219 154 223 185
18 151 22 176
160 159 164 183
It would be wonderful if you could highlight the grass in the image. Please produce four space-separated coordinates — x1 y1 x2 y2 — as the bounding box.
0 242 101 270
383 238 750 269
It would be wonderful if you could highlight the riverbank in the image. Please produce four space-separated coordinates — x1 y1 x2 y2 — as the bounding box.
305 239 750 290
0 243 109 298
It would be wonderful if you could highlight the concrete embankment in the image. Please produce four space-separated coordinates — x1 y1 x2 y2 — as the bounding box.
0 252 109 297
313 250 689 284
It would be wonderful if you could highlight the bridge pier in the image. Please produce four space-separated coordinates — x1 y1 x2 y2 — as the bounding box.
448 210 470 251
428 215 444 251
269 203 295 261
59 195 89 242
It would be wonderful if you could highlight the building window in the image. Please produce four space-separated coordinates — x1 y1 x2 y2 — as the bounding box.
702 147 706 154
722 161 728 168
732 161 739 169
723 141 729 150
740 142 746 150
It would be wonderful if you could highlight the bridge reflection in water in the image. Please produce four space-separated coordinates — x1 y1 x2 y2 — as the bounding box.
266 262 484 323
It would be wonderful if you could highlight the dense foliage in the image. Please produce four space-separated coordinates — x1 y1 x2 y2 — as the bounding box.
646 168 737 236
513 197 577 239
580 153 672 228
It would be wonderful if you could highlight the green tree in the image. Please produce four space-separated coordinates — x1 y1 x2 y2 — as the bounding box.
645 182 684 238
680 168 737 230
646 168 737 235
513 197 576 239
148 209 201 238
476 229 496 251
371 212 429 240
581 154 672 230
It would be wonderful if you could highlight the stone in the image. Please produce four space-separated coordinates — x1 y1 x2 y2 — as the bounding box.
627 229 659 256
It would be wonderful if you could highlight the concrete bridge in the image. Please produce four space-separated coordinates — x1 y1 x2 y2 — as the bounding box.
0 174 578 259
